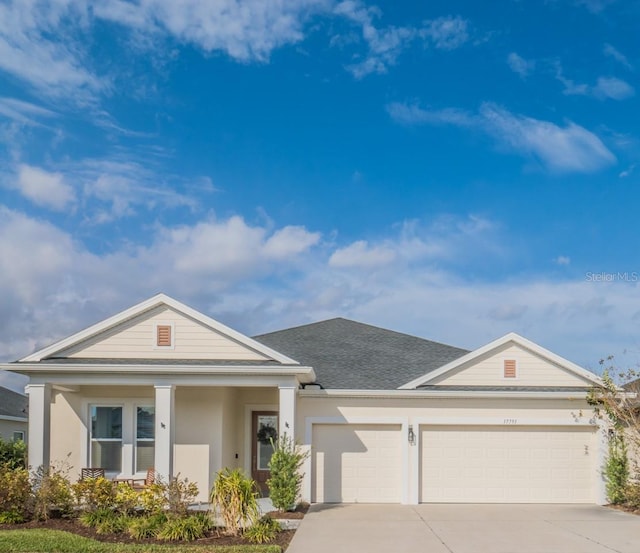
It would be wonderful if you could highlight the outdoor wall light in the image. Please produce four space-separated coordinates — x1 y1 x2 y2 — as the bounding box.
408 425 415 445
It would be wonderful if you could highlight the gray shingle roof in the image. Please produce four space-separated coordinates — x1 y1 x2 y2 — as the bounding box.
253 318 469 390
0 386 28 419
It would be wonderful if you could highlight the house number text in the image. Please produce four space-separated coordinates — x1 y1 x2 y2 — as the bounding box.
503 418 518 424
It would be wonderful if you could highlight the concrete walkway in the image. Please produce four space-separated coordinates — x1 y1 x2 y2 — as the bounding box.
286 504 640 553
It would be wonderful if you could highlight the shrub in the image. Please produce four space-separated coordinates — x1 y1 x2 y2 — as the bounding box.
95 512 129 535
210 468 259 536
0 510 24 524
72 476 116 512
156 514 210 541
165 474 199 516
267 435 308 511
138 482 167 514
0 438 27 470
79 508 114 528
605 434 629 504
624 482 640 509
244 516 281 544
127 513 168 539
113 482 139 514
31 464 74 520
0 465 31 521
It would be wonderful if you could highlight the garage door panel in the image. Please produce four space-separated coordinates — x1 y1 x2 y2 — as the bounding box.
312 424 402 503
421 425 595 503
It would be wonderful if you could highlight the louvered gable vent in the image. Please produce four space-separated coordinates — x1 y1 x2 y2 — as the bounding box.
504 359 516 378
157 325 172 347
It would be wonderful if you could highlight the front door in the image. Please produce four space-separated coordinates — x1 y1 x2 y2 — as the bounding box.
251 411 278 496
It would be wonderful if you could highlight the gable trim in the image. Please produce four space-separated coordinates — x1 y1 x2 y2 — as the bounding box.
398 332 603 390
19 294 299 365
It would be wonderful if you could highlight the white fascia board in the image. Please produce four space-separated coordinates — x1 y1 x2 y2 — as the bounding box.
2 362 315 381
0 415 28 422
19 293 299 365
299 388 592 399
399 332 603 390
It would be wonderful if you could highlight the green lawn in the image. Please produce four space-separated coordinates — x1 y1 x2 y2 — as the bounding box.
0 529 281 553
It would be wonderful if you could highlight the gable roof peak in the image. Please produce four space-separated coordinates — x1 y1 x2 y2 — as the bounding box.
400 331 602 389
18 293 298 365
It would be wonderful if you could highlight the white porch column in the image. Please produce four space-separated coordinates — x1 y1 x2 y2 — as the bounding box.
278 385 297 442
26 383 51 470
154 384 175 482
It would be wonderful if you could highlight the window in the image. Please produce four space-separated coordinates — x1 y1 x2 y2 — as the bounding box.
136 406 155 472
12 431 24 442
90 406 122 472
504 359 517 378
156 324 172 347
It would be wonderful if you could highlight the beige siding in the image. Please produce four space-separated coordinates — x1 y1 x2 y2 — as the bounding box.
429 343 592 387
297 395 596 432
58 306 269 361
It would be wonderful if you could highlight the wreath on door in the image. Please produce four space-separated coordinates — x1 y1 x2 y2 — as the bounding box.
257 424 278 444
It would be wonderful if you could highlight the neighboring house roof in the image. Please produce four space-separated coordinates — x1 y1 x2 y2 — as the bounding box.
0 386 28 420
253 318 469 390
400 332 603 390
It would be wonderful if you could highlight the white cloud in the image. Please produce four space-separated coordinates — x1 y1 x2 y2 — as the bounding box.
264 226 321 259
1 0 334 101
386 102 473 127
2 207 640 376
14 164 75 211
335 3 469 78
556 256 571 266
335 1 417 78
479 103 616 173
592 77 635 100
329 240 397 268
507 52 534 78
603 43 632 70
0 207 323 360
95 0 333 62
556 65 635 100
0 97 57 125
0 1 104 102
387 101 616 173
420 16 469 50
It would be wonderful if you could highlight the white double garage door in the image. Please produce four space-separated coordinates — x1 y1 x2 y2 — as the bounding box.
312 423 596 503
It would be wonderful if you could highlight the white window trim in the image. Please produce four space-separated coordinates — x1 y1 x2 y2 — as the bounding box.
88 403 124 476
83 397 153 479
153 322 175 350
12 431 24 441
134 403 155 474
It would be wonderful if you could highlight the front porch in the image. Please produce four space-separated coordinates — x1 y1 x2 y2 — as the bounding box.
27 381 300 502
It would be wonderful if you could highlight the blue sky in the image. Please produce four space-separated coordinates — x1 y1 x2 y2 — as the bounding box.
1 0 640 392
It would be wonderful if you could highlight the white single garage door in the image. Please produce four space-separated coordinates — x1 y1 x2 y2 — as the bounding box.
421 425 596 503
312 424 402 503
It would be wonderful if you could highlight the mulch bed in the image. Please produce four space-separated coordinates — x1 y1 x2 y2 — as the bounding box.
265 503 309 520
0 516 299 550
607 503 640 516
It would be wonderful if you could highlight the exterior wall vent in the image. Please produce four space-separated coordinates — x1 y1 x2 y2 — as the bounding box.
504 359 517 378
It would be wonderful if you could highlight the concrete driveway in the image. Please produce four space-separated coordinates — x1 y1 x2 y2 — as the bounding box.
286 504 640 553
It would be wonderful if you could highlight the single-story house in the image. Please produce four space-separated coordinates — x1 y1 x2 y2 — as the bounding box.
0 293 607 504
0 386 28 443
